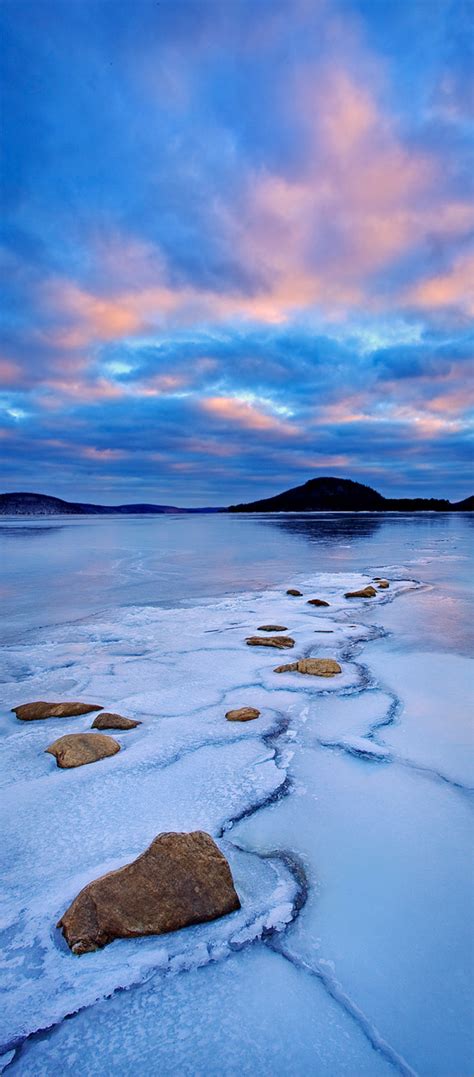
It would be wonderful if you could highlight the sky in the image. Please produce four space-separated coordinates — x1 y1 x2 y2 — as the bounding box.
1 0 473 506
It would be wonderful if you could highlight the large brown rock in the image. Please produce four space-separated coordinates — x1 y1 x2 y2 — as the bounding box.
246 635 295 649
225 707 260 722
257 624 288 632
274 658 342 677
344 586 377 599
45 733 120 769
57 831 241 954
92 713 141 730
12 701 103 722
286 589 302 596
307 598 330 607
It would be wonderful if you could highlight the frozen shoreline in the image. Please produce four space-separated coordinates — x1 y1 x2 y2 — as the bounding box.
1 570 473 1075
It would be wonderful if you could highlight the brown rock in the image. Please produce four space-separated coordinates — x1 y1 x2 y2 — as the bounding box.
12 701 103 722
274 658 342 677
92 713 141 730
257 624 288 632
245 635 295 649
306 598 330 607
57 831 240 954
45 733 120 769
377 580 389 589
286 589 302 596
225 707 260 722
344 586 377 599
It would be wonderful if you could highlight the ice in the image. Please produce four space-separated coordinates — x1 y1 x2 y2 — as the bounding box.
1 562 472 1076
234 743 474 1076
364 645 474 788
7 949 397 1077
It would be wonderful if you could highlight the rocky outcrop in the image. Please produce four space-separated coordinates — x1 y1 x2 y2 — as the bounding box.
245 635 295 649
12 701 103 721
45 733 120 768
92 713 141 730
274 658 342 676
225 707 260 722
307 599 330 607
57 831 241 954
286 589 302 596
344 586 377 599
376 580 389 589
257 624 288 632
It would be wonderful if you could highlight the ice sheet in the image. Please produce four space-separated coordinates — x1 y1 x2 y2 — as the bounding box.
1 568 472 1076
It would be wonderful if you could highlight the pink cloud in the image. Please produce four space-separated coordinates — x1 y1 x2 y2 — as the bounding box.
201 396 299 436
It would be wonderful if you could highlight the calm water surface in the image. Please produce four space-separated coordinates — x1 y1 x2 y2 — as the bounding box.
1 512 473 654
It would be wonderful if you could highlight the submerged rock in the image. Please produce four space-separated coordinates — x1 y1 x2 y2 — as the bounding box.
344 586 377 599
92 713 141 730
12 701 103 721
257 624 288 632
376 580 390 589
286 588 302 596
45 732 120 769
245 635 295 649
306 598 330 607
57 831 241 954
274 658 342 677
225 707 260 722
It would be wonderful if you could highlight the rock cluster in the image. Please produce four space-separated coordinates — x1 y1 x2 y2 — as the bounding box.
12 701 102 721
274 658 342 677
45 733 121 769
57 831 240 954
344 585 377 599
92 713 141 730
225 707 260 722
245 635 295 649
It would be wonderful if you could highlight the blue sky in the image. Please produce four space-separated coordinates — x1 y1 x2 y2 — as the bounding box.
1 0 473 504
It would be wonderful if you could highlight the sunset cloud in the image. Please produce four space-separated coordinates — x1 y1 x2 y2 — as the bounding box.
0 0 472 502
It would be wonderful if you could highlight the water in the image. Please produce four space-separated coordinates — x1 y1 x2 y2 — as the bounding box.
0 513 472 1076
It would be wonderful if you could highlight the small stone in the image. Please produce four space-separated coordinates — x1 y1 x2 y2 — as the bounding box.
344 586 377 599
306 599 330 607
274 658 342 677
257 625 288 632
245 635 295 649
92 713 141 730
12 701 103 722
45 733 120 769
225 707 260 722
286 589 302 596
377 580 389 589
57 831 240 954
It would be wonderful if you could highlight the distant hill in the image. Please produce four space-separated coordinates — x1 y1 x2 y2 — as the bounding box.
228 477 473 513
0 492 217 516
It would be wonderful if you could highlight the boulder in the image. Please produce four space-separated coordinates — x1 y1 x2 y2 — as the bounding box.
274 658 342 677
92 713 141 730
57 831 241 954
45 733 120 769
257 624 288 632
306 598 330 607
377 580 389 589
225 707 260 722
12 701 103 722
344 586 377 599
286 589 302 596
245 635 295 649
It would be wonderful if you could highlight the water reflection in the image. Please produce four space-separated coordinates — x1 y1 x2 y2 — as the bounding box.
0 524 66 537
254 512 383 544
